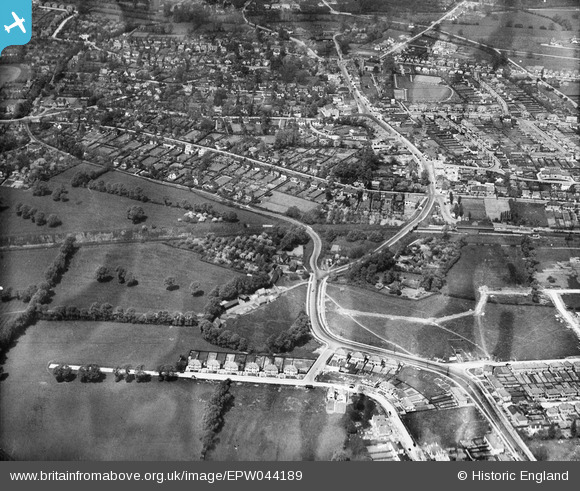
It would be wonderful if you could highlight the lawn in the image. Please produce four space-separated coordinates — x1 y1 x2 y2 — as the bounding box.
402 406 490 449
474 302 580 361
51 242 241 313
326 284 475 319
227 285 321 357
444 244 529 300
0 321 341 460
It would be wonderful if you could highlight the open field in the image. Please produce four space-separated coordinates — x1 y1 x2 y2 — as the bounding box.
209 384 345 461
327 284 475 319
403 406 490 449
326 300 483 360
510 201 549 228
0 66 22 89
259 190 319 214
84 169 279 227
395 75 452 102
444 244 529 300
463 198 490 222
51 242 241 313
446 302 580 362
0 247 59 292
0 321 339 460
228 285 321 357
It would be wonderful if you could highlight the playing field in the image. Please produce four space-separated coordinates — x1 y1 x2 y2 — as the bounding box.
395 75 453 103
0 66 22 89
51 242 241 313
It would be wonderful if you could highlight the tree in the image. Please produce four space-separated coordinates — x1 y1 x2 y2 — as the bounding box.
126 273 138 287
78 364 102 383
32 181 51 197
95 266 112 282
113 366 124 382
35 211 46 226
52 185 68 201
47 214 62 227
189 281 203 297
164 276 178 291
115 266 127 284
52 364 73 382
126 205 146 224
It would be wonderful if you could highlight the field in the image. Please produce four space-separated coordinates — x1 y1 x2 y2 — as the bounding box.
259 190 318 214
326 284 475 319
395 75 453 103
402 406 490 449
449 302 580 362
0 321 341 460
0 65 22 89
444 244 529 300
209 384 345 461
0 247 59 292
228 285 321 357
510 201 549 228
462 198 490 222
326 300 483 360
50 242 240 313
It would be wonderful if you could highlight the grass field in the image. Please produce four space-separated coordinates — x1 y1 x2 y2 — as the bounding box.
444 244 529 300
326 300 483 360
0 321 340 460
0 247 59 292
259 191 318 214
0 66 22 89
402 406 490 449
209 384 345 461
227 285 321 357
327 284 475 319
395 75 452 102
51 242 241 313
463 198 490 222
460 302 580 361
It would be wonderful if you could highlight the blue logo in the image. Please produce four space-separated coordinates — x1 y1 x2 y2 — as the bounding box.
0 0 32 56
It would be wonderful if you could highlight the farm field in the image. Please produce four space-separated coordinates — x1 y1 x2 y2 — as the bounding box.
402 406 490 449
0 321 338 460
226 285 321 357
51 242 241 313
209 384 345 461
0 247 59 292
444 244 529 300
450 302 580 361
326 284 475 319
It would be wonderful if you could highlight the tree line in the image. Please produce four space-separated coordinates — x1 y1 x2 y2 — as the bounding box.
200 379 235 459
0 237 78 355
265 311 311 353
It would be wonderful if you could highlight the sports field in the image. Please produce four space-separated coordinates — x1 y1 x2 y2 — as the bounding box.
395 75 453 103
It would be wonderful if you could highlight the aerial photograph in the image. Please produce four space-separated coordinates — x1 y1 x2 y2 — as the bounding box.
0 0 579 463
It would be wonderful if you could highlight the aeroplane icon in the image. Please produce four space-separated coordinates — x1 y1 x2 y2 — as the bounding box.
4 12 26 34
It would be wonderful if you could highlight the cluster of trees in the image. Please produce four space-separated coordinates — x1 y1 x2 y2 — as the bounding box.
201 379 234 459
111 365 149 383
0 237 78 354
31 181 52 197
38 302 199 327
52 364 74 382
164 199 237 223
78 364 103 383
265 311 311 353
127 205 146 224
346 249 396 285
70 167 109 188
332 148 380 185
15 203 62 227
199 319 249 352
87 179 149 202
156 364 177 382
208 274 271 304
54 132 85 160
95 265 138 286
